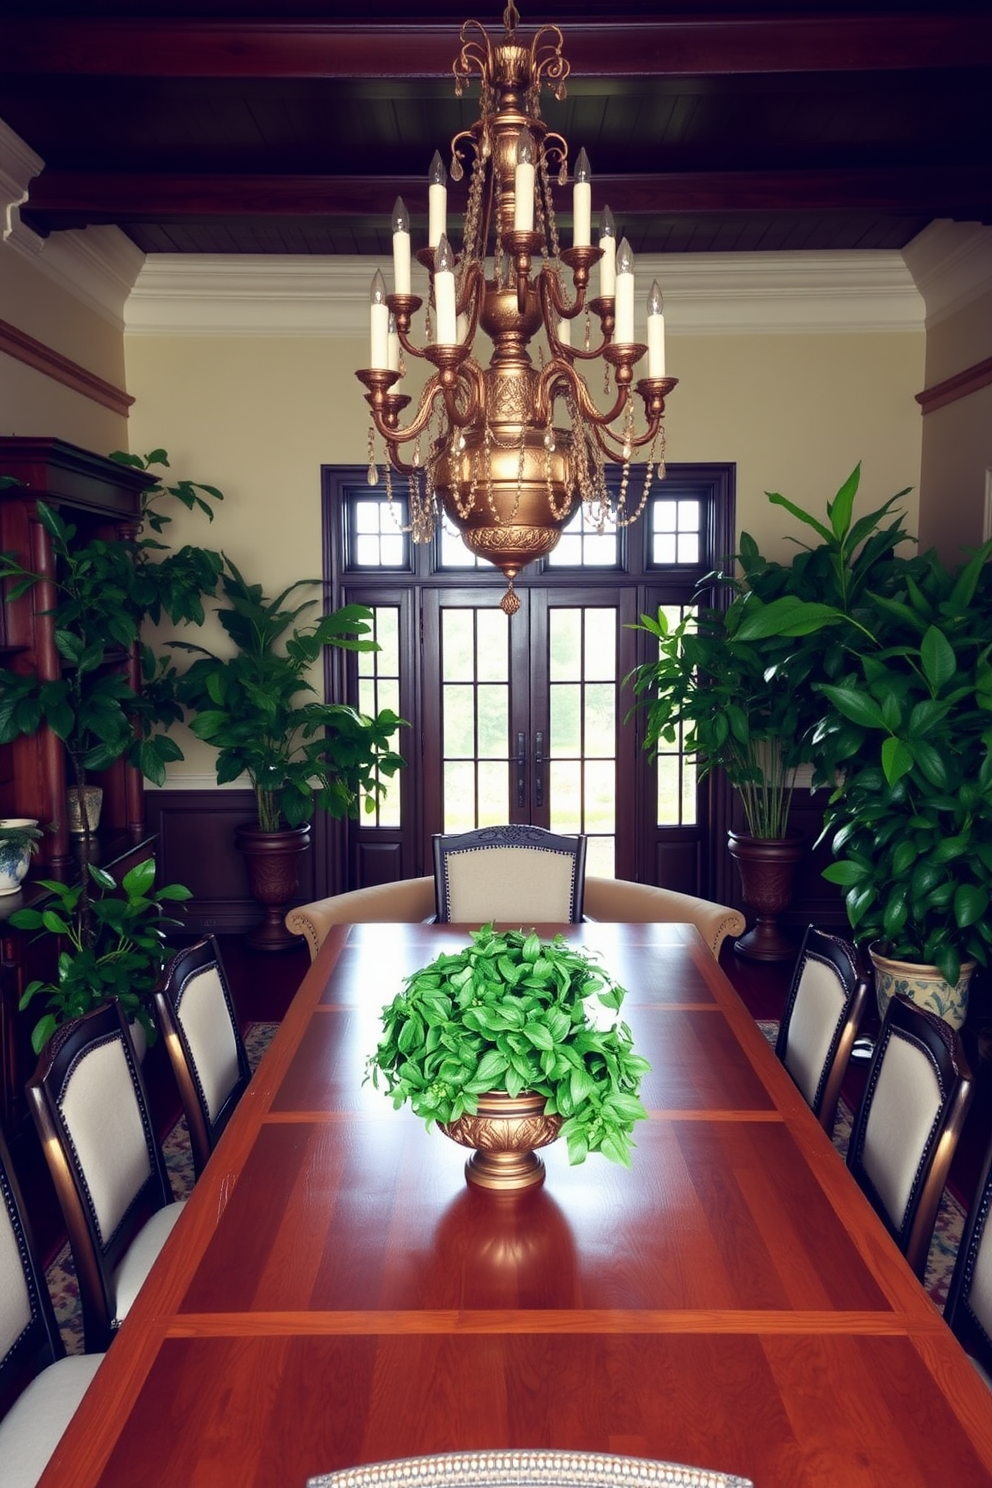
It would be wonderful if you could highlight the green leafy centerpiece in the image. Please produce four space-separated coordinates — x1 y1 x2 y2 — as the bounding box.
366 925 650 1190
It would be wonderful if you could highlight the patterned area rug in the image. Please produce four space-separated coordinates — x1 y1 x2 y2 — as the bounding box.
47 1021 279 1355
755 1019 965 1309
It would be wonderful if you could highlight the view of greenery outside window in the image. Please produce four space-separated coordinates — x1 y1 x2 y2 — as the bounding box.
549 606 617 876
357 606 402 828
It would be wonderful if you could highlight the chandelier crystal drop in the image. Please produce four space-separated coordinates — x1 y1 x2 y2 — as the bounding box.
356 1 678 615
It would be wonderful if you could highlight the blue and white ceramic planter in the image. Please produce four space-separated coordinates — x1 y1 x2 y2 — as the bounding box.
869 943 975 1031
0 818 38 895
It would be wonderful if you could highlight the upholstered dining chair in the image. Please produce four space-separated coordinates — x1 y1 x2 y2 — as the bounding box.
432 824 587 923
775 924 870 1133
846 993 975 1279
581 875 746 960
944 1130 992 1387
285 875 437 962
0 1122 104 1488
153 936 252 1180
306 1448 753 1488
25 999 186 1353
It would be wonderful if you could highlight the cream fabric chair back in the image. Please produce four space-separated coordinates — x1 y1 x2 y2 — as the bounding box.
945 1132 992 1384
846 993 974 1278
26 999 183 1352
433 826 587 923
155 937 251 1179
775 926 869 1132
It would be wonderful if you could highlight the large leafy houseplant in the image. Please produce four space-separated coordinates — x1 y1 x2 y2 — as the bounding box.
11 857 192 1053
738 531 992 987
625 465 915 840
366 924 650 1168
171 559 405 831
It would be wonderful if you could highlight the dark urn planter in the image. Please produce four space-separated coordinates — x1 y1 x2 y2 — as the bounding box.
235 823 311 952
727 830 806 963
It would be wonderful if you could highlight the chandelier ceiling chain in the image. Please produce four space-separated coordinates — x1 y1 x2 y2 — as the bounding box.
356 2 677 615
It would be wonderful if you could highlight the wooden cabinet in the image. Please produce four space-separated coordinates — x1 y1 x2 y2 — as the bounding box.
0 437 154 869
0 437 157 1131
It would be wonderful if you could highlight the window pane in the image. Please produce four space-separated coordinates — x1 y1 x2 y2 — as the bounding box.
477 609 509 682
549 760 582 834
443 685 475 756
444 762 477 832
585 760 616 834
549 608 581 682
550 685 581 755
584 609 615 681
584 683 615 756
585 835 615 878
477 761 508 825
442 609 474 681
547 502 619 567
476 684 508 757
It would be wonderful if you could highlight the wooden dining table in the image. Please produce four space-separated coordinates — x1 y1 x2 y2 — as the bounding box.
38 921 992 1488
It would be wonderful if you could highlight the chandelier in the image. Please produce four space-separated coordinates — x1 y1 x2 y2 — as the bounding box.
357 2 677 615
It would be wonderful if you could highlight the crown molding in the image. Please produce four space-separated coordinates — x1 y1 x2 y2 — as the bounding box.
0 114 43 243
126 250 923 338
901 219 992 327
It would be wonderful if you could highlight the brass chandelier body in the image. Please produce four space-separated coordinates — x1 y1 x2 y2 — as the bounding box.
357 3 677 615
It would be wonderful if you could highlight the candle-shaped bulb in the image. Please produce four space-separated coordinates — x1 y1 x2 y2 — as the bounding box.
598 205 617 298
435 233 453 274
647 279 666 378
614 239 635 346
391 196 411 295
428 151 447 248
369 270 389 369
514 129 536 232
433 234 457 344
572 147 592 248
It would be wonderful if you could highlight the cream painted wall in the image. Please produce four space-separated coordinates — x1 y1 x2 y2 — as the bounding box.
918 384 992 562
0 240 130 448
661 329 923 557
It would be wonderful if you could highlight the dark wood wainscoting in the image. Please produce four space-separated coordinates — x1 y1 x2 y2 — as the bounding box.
145 790 332 936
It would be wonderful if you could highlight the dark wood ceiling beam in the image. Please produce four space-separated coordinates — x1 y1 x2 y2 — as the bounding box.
24 166 992 221
1 16 989 80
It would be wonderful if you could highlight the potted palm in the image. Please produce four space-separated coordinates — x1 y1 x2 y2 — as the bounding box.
171 559 406 950
366 924 650 1189
625 465 915 961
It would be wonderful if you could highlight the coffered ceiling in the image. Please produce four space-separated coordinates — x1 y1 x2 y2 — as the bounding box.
1 1 990 258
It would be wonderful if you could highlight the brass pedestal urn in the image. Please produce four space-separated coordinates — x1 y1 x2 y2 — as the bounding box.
235 823 311 952
727 831 806 963
439 1091 564 1192
868 944 976 1031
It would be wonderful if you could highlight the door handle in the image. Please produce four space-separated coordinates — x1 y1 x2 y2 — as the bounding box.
517 732 527 808
534 730 545 808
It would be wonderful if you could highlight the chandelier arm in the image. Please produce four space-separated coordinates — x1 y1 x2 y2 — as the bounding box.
592 415 664 461
560 369 631 430
440 361 485 430
369 373 447 449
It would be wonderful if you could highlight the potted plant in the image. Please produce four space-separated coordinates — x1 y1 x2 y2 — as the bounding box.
365 924 650 1189
0 818 43 895
171 558 406 949
742 533 992 1027
11 856 193 1054
625 464 915 961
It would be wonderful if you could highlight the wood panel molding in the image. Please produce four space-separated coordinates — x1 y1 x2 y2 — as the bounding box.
916 355 992 415
0 315 133 416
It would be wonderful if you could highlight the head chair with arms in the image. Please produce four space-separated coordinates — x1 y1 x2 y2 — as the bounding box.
846 992 975 1279
432 825 587 924
285 875 437 962
25 999 185 1353
775 924 870 1133
153 935 251 1180
0 1121 104 1488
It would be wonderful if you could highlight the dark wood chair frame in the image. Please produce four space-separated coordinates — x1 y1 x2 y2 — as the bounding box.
944 1129 992 1377
775 924 870 1133
431 824 588 923
846 992 975 1279
25 999 173 1353
0 1122 67 1422
153 935 252 1180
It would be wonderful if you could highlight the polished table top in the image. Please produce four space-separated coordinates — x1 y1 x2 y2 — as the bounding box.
39 922 992 1488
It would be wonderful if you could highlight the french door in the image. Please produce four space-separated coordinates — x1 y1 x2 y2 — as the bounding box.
323 464 735 896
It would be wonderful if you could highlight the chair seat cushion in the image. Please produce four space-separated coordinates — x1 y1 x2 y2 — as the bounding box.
0 1352 104 1488
112 1199 186 1322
